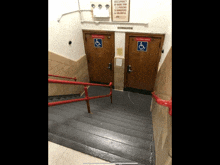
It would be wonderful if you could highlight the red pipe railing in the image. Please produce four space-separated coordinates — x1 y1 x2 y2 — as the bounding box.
48 74 112 113
48 79 111 87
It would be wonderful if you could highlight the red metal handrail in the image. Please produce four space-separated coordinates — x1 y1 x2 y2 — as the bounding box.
48 79 112 87
151 91 172 116
48 74 112 113
48 74 77 81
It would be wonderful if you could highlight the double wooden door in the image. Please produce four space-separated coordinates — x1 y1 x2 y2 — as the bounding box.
83 30 114 85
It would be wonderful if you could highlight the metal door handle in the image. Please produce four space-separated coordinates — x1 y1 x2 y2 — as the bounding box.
107 63 112 70
127 65 133 73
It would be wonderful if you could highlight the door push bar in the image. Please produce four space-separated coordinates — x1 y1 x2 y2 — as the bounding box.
151 91 172 116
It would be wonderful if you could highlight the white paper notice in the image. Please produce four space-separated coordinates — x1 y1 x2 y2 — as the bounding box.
116 58 122 66
112 0 129 22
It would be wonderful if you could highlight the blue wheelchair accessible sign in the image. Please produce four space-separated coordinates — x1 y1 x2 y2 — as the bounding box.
137 41 148 52
94 38 103 48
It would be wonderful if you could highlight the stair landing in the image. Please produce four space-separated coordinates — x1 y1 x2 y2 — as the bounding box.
48 86 155 165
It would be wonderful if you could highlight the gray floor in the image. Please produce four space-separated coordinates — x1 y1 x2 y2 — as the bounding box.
48 86 155 165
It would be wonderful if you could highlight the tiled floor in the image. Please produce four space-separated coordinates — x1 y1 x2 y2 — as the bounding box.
48 141 115 165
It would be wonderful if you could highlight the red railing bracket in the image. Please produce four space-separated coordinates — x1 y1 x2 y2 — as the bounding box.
151 91 172 116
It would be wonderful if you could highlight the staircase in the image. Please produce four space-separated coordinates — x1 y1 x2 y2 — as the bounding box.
48 86 155 165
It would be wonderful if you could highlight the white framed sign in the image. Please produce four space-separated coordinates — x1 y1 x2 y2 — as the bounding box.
112 0 130 22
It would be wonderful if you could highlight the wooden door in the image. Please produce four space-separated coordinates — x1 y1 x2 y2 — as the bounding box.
83 30 114 85
125 33 165 93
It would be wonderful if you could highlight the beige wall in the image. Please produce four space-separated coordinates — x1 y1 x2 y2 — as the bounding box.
151 47 172 165
48 51 89 96
48 0 85 61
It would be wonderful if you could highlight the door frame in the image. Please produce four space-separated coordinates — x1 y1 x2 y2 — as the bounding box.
124 32 165 93
82 30 115 85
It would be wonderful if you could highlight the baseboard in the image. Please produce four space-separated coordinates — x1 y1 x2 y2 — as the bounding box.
124 87 152 95
114 89 123 92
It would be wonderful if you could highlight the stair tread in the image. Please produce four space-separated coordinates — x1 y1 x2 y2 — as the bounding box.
49 106 153 133
63 102 152 121
49 110 153 140
72 114 153 141
48 121 152 164
55 100 152 121
49 114 152 150
48 133 146 165
49 104 152 128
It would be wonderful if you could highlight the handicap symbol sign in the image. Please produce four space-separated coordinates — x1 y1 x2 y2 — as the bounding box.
94 38 103 48
137 41 148 52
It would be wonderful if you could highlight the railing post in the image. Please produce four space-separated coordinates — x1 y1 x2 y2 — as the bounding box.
110 87 112 104
84 86 91 113
109 82 112 103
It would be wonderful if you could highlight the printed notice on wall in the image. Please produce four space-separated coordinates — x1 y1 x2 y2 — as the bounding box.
112 0 130 22
116 58 122 66
117 48 123 56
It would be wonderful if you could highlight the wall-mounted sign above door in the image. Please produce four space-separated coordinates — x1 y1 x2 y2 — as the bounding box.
91 35 105 39
92 35 104 48
136 37 151 52
112 0 130 22
135 37 151 42
94 38 103 48
137 41 147 51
